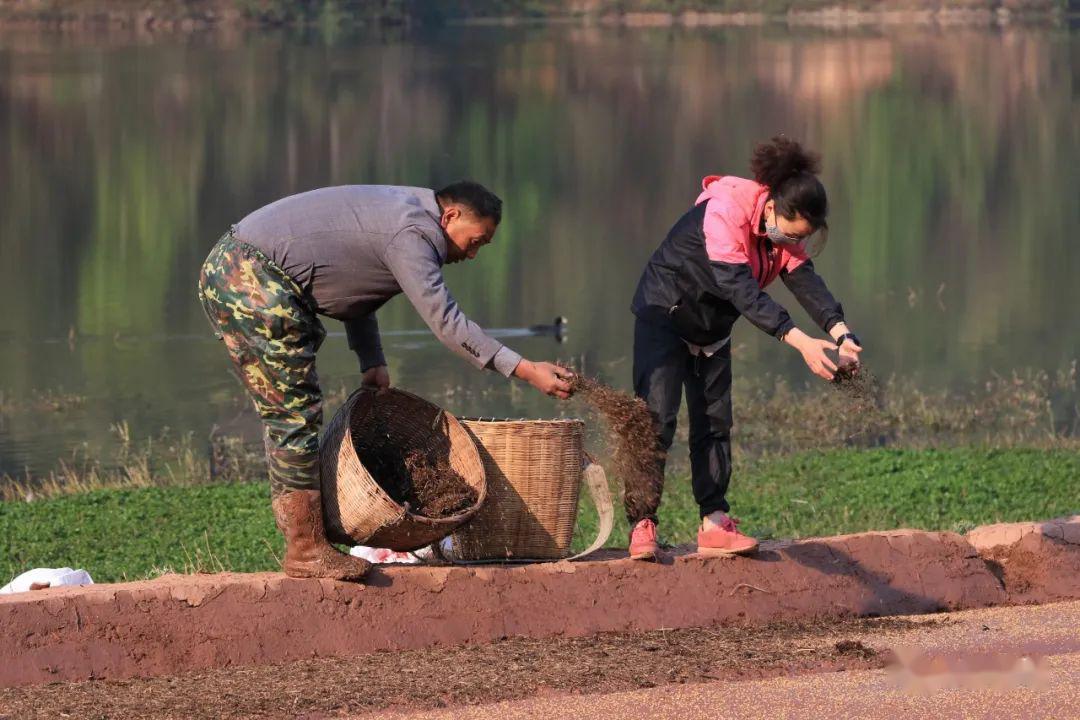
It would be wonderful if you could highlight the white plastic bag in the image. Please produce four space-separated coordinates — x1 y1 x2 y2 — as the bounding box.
348 546 421 565
0 567 94 594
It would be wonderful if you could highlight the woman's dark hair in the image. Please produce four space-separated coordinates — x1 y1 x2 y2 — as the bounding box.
750 136 828 229
435 180 502 224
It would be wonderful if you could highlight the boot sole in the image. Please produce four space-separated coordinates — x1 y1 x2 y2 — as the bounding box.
283 563 371 582
284 571 369 582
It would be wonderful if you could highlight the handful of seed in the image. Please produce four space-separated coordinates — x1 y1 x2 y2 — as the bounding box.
570 375 664 522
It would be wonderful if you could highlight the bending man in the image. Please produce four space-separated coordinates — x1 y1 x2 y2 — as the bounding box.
197 182 572 581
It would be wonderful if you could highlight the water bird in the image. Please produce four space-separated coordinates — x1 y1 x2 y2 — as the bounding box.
529 316 569 342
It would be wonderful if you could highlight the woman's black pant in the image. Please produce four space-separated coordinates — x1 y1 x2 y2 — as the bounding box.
631 316 732 524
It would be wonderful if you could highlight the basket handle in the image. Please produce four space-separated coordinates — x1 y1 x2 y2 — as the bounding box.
564 458 614 561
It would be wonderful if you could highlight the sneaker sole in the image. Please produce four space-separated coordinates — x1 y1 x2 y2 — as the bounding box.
629 549 658 561
697 544 759 557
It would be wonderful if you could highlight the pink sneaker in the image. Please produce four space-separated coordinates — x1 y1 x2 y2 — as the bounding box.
697 515 759 556
629 519 659 561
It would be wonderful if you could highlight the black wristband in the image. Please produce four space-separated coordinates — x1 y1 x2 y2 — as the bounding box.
836 332 861 348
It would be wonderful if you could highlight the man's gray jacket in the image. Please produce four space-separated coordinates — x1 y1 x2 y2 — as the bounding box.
234 185 521 376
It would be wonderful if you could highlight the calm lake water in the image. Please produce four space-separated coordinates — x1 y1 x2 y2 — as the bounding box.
0 25 1077 478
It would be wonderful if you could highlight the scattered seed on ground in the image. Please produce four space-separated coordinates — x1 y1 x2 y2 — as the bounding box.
0 616 933 720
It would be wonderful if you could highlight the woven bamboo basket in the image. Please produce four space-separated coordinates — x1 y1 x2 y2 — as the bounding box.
443 418 591 561
319 388 487 552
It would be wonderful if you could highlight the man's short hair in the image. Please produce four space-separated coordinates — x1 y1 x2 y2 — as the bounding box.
435 181 502 224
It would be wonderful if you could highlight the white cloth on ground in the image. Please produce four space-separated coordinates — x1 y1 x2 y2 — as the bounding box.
348 546 422 564
0 567 94 594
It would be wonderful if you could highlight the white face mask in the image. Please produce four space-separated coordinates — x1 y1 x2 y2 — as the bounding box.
765 207 803 244
765 209 828 257
765 221 802 245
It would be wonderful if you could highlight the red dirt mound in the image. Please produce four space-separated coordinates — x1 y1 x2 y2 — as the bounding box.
967 516 1080 603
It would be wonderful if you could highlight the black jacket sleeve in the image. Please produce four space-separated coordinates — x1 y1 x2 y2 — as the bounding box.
344 314 386 371
711 262 796 340
780 260 845 334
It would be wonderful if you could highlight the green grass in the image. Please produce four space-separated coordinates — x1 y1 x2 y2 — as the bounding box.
2 447 1077 584
576 447 1079 550
1 483 284 584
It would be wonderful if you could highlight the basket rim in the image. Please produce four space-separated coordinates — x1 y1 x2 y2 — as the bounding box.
343 387 487 526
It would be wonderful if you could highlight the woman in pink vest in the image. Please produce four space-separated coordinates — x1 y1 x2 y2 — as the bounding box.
628 136 862 560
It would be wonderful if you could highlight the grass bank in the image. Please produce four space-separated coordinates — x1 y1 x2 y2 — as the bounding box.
2 447 1076 583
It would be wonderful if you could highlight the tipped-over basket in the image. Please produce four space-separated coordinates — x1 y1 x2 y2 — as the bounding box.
320 388 486 552
439 418 613 562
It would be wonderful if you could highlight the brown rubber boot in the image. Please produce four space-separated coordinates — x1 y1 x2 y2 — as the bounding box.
271 489 372 581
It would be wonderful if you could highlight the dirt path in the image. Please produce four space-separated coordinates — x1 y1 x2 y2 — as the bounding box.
4 602 1079 719
386 654 1080 720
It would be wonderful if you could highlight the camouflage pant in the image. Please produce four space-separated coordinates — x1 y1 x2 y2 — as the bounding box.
197 231 326 496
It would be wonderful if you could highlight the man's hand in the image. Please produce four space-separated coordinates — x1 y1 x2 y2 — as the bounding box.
513 360 574 399
783 328 838 381
361 365 391 390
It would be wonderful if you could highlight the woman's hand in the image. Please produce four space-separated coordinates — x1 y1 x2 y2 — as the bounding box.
361 365 391 390
514 359 574 399
783 328 838 381
838 338 862 368
830 323 863 369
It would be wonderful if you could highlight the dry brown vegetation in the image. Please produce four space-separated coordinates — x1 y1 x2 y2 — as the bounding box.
730 361 1078 459
3 362 1076 504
